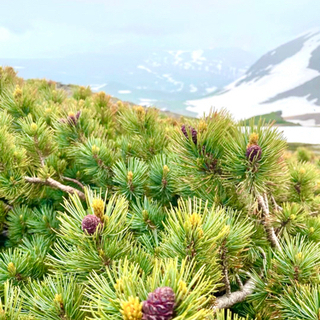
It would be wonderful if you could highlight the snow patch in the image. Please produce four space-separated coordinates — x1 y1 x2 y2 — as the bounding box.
278 126 320 144
205 86 217 94
139 98 157 107
191 50 206 64
118 90 131 94
140 98 157 102
90 84 107 91
168 50 186 66
152 61 161 67
190 84 198 93
137 65 152 73
162 74 184 91
13 66 25 70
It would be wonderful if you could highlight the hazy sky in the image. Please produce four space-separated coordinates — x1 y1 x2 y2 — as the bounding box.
1 0 319 59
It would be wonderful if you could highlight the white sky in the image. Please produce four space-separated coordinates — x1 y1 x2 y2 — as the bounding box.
0 0 319 58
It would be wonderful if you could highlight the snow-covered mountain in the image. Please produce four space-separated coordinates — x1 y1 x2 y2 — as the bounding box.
186 30 320 121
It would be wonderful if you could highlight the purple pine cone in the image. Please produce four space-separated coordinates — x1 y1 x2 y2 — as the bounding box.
142 287 175 320
181 125 197 145
81 214 102 235
246 145 262 162
67 111 81 126
181 125 188 139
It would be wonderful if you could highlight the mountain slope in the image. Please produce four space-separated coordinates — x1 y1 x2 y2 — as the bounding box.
186 30 320 120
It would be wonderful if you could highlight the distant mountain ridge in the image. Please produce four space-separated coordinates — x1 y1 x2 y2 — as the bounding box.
1 47 255 112
133 48 253 95
186 29 320 122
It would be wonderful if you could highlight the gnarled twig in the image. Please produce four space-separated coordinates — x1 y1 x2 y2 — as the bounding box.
62 176 85 190
24 176 85 200
270 194 283 212
257 194 281 250
235 274 244 290
220 242 231 296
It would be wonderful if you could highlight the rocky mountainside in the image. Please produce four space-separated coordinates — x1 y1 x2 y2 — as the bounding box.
186 29 320 122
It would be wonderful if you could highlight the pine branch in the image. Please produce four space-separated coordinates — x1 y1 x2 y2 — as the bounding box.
270 194 282 212
62 176 85 190
257 194 281 250
214 195 281 310
214 194 281 310
309 211 319 217
235 274 244 290
214 278 255 309
24 176 85 200
34 135 45 167
221 242 231 296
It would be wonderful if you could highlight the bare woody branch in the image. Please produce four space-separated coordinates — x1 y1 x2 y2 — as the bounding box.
270 194 283 212
214 278 255 310
24 176 86 200
62 176 85 190
213 194 281 311
235 274 244 290
257 194 281 250
220 243 231 296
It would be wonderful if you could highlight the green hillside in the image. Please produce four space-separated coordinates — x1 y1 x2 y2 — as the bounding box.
243 110 300 126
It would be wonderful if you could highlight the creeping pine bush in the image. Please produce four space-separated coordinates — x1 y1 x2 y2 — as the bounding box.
0 66 320 319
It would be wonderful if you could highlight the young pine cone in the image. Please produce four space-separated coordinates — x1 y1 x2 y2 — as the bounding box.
246 144 262 162
181 125 197 145
81 214 102 235
142 287 175 320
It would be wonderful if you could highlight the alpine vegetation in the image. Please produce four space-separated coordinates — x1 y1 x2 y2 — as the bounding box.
0 66 320 319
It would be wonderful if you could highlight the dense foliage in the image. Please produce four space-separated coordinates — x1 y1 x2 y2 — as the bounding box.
0 65 320 319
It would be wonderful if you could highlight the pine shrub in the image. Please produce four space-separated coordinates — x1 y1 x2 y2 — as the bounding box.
0 67 319 319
